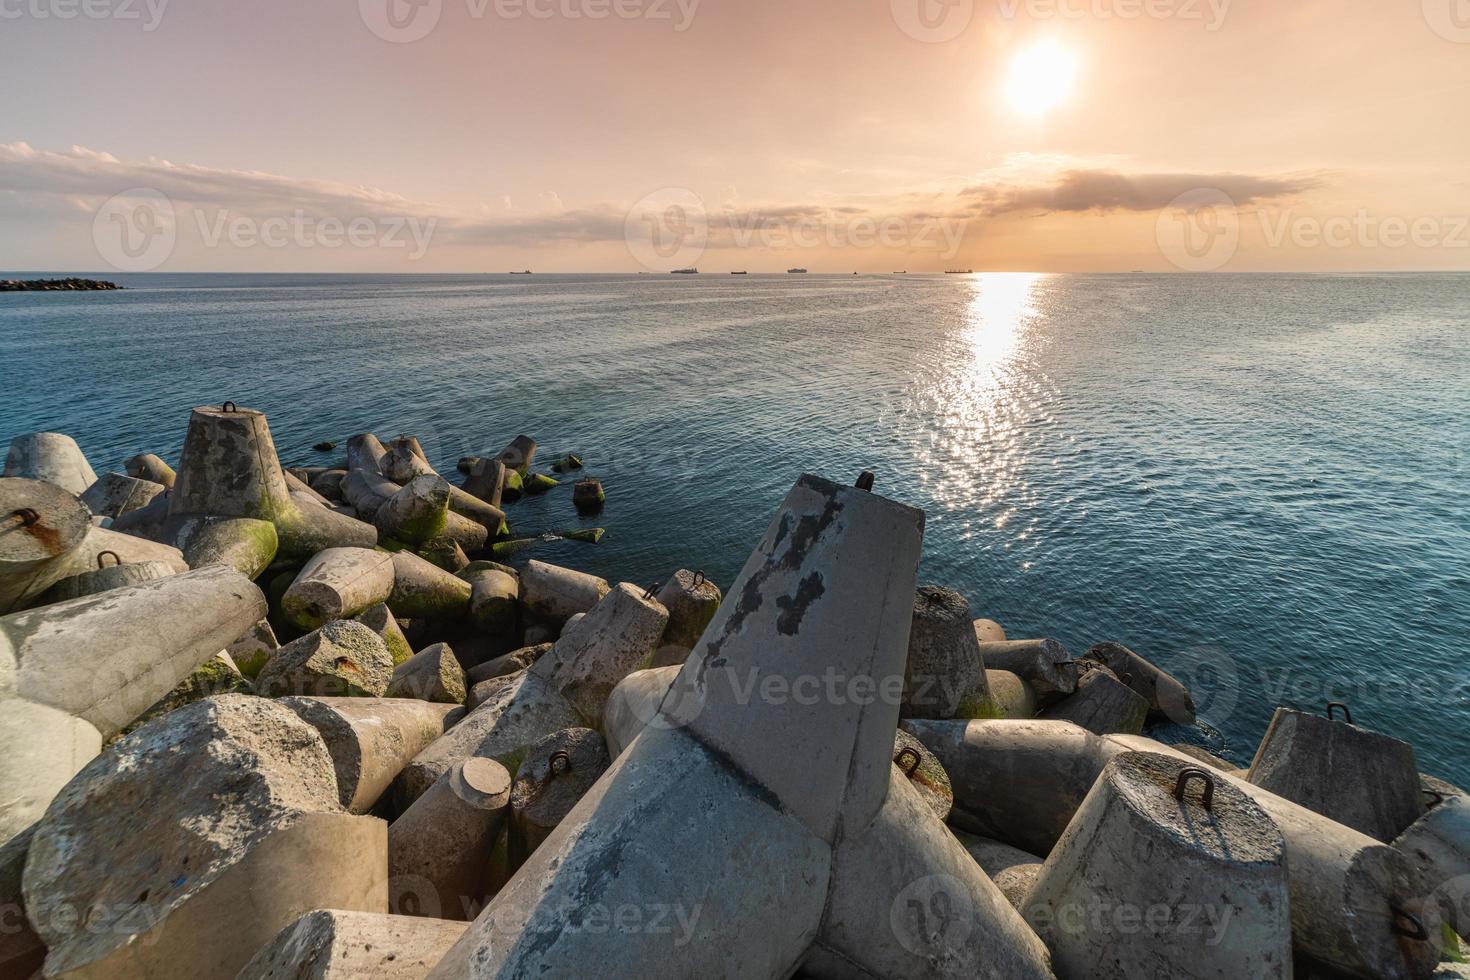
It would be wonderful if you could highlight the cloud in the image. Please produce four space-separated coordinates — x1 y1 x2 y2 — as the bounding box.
968 168 1321 216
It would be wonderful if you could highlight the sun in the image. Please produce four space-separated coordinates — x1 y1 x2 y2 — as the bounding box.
1006 41 1078 116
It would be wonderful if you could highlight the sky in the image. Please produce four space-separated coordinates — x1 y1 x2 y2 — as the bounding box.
1 0 1467 273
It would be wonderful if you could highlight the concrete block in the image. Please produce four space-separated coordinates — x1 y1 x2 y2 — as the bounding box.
345 433 389 476
1026 751 1292 979
902 585 990 719
0 563 267 738
66 523 188 575
978 668 1038 719
602 664 681 759
655 569 722 649
343 467 399 521
237 909 467 980
893 726 952 822
78 472 165 519
1083 640 1196 724
37 557 177 605
353 602 414 665
466 643 549 687
3 433 96 496
256 620 396 698
284 547 395 631
281 696 464 814
1037 663 1150 735
176 515 279 578
952 830 1043 911
973 618 1006 644
495 435 536 475
228 618 280 678
383 443 436 484
123 452 175 488
571 478 604 514
389 550 472 620
460 458 506 509
519 559 609 628
507 728 609 871
115 651 254 740
376 475 450 547
311 469 349 501
466 566 518 639
389 756 512 921
1393 796 1470 939
977 638 1078 699
388 643 467 704
530 582 669 726
22 696 387 980
1248 706 1424 843
0 477 93 613
435 511 488 555
0 699 101 845
420 535 470 572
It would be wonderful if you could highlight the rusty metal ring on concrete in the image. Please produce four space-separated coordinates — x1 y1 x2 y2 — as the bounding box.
1120 672 1135 685
221 401 238 413
642 584 661 601
548 750 572 778
1424 789 1447 809
1326 702 1353 724
855 471 876 492
692 570 707 589
8 507 41 527
96 550 122 569
1174 768 1215 811
1389 906 1429 942
894 747 923 778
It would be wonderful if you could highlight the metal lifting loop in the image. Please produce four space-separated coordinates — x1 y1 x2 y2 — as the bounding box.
1389 906 1429 942
7 508 40 527
548 750 572 779
221 401 238 413
855 471 876 492
96 550 122 569
692 570 707 589
1425 789 1447 810
1326 702 1354 724
642 583 661 601
1174 768 1215 811
894 747 923 778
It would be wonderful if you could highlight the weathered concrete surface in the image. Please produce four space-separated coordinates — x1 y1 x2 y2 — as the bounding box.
4 433 96 496
436 511 488 554
570 478 604 513
392 670 583 810
602 664 681 759
465 643 549 687
507 728 610 871
376 475 451 547
22 696 387 980
387 643 467 705
346 434 389 476
284 547 395 631
467 672 524 712
383 442 436 484
0 826 45 978
168 406 294 522
311 469 349 501
420 535 469 572
354 602 414 665
0 563 267 738
176 516 279 578
78 472 165 519
466 565 518 639
0 477 92 613
655 569 722 649
908 719 1443 980
973 618 1006 644
1248 707 1424 843
123 452 176 488
952 830 1043 911
495 435 537 475
444 485 505 535
237 910 468 980
66 523 189 575
460 458 506 509
276 501 379 561
425 727 832 980
228 619 280 678
902 585 989 720
1393 796 1470 938
389 757 512 921
892 727 952 822
281 696 464 814
0 699 101 845
1082 641 1196 724
284 470 334 508
803 769 1053 980
977 639 1078 700
530 582 669 726
389 550 472 621
979 668 1038 719
519 560 609 629
674 474 925 844
116 652 254 741
255 620 395 698
38 557 177 605
1027 751 1292 979
343 467 399 522
1037 663 1150 735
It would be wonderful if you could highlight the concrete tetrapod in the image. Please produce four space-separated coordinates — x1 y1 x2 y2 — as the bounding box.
1393 796 1470 939
1025 751 1293 979
78 471 165 519
0 698 101 845
166 405 376 561
653 569 721 648
66 523 189 575
38 556 177 604
387 642 467 704
283 547 396 631
376 475 451 548
506 727 610 871
388 756 512 921
1037 663 1150 735
952 831 1044 911
123 452 175 488
466 564 518 639
3 433 96 496
280 696 464 813
902 585 989 719
255 620 396 698
0 562 267 739
602 664 681 758
1248 705 1424 843
388 550 472 621
426 474 1053 980
354 601 415 665
906 718 1443 980
1082 641 1196 724
22 696 387 980
977 639 1078 701
893 726 953 822
174 515 279 578
237 910 468 980
518 559 609 629
460 458 506 508
0 477 92 613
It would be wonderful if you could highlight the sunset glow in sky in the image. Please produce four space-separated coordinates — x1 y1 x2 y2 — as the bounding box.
1 0 1467 272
